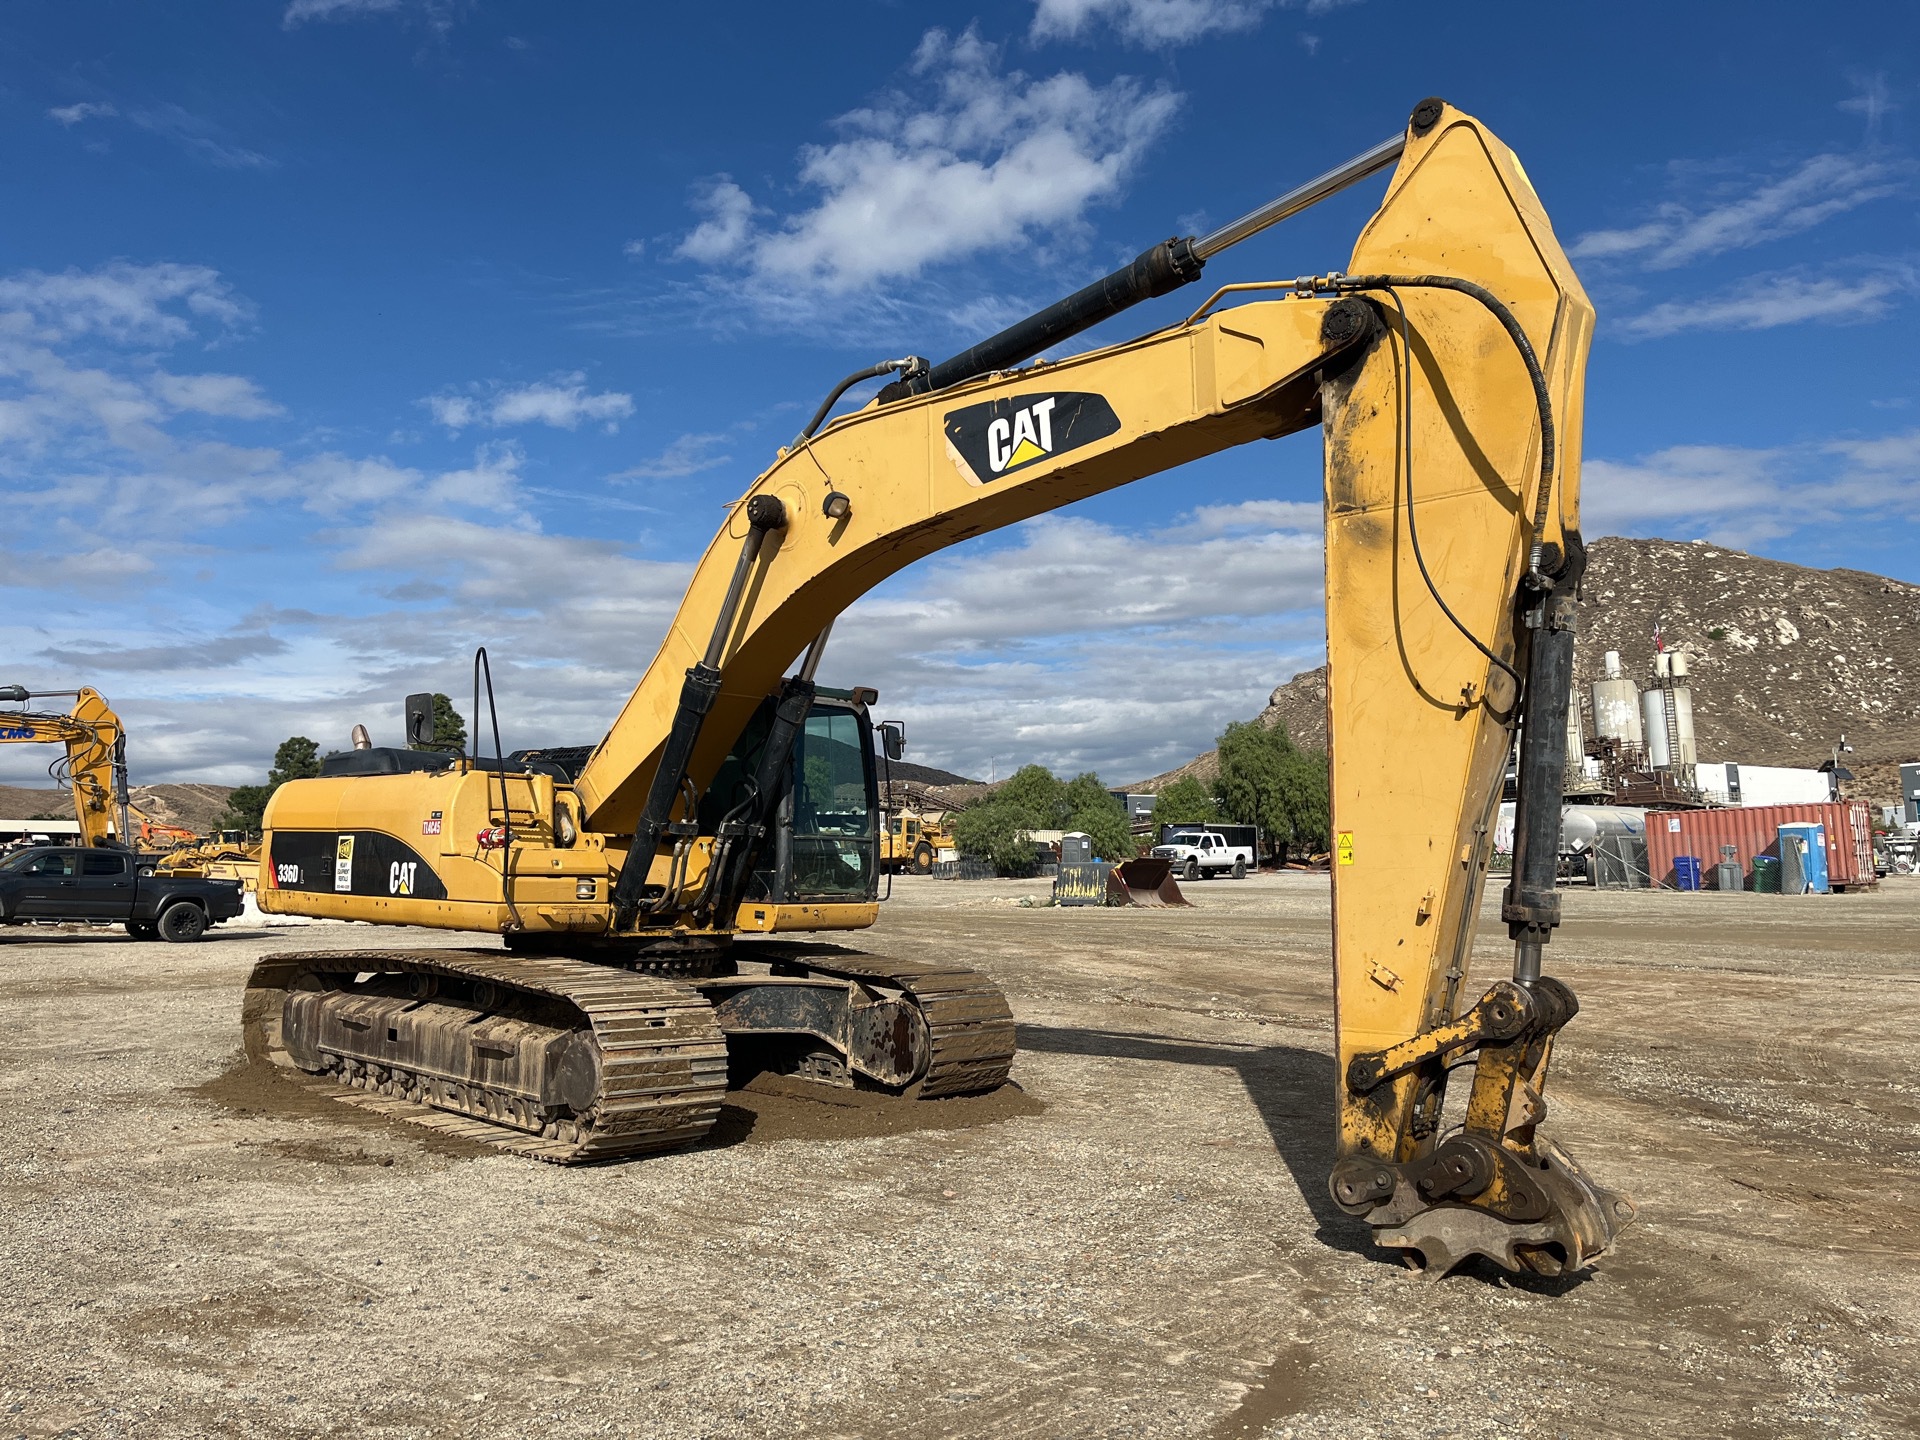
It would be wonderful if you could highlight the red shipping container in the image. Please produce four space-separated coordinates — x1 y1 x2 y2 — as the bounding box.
1644 801 1876 891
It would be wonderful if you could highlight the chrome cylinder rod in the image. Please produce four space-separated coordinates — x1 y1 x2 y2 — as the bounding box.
1193 134 1406 262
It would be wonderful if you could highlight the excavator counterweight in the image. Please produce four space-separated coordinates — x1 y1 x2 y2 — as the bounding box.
251 98 1631 1276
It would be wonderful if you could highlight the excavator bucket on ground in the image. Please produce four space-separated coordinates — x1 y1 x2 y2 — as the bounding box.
1111 858 1189 907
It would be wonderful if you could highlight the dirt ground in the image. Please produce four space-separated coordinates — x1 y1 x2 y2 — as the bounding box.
3 873 1917 1439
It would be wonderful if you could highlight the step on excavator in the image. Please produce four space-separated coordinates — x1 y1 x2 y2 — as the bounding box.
248 98 1634 1277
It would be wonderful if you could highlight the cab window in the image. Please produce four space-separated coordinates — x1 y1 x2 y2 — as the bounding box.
24 852 77 877
82 854 128 877
788 709 874 899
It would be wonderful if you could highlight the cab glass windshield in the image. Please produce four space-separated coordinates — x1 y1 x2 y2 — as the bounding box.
788 710 875 899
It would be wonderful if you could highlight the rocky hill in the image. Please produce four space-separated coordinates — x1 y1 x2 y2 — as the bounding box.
1130 537 1920 805
0 783 235 833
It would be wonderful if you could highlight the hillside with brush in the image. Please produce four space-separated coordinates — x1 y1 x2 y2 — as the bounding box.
1130 537 1920 805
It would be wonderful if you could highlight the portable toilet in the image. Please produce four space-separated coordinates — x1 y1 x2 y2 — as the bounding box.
1060 832 1094 865
1777 822 1830 894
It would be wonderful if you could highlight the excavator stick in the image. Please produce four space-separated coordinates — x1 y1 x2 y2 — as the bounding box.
1317 103 1632 1274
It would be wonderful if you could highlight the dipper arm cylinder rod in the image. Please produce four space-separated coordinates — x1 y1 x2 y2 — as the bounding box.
1192 133 1406 261
896 132 1407 400
704 526 772 670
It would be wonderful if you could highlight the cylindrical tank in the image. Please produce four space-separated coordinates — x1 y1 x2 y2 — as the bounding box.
1591 649 1643 748
1559 805 1648 854
1642 689 1672 768
1671 686 1696 766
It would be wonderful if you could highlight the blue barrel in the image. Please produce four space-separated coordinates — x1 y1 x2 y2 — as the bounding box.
1674 855 1704 891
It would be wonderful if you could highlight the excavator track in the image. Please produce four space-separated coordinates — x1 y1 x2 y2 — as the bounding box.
240 945 1016 1163
242 949 728 1164
752 948 1017 1098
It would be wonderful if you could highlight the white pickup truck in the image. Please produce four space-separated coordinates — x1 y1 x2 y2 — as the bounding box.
1150 828 1253 880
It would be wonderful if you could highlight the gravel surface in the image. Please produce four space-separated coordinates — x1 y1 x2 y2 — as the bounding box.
3 874 1916 1438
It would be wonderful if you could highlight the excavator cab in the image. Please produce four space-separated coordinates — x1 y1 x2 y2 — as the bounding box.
696 689 882 909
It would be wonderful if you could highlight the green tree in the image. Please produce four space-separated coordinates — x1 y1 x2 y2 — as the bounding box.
220 735 321 835
1149 776 1219 831
950 765 1136 874
268 736 320 786
1061 772 1137 862
413 693 467 753
1212 720 1330 860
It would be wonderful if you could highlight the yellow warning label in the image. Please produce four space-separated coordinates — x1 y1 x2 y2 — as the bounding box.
334 834 355 892
1336 831 1355 866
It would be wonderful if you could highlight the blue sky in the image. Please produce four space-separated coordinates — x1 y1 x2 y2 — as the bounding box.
1 0 1915 788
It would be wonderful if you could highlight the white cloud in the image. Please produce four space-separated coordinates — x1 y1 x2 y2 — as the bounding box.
614 432 732 480
1571 152 1906 270
1582 429 1920 547
426 394 478 429
1029 0 1355 45
1838 71 1896 140
44 98 269 168
0 262 251 343
674 27 1179 299
283 0 459 34
125 104 273 171
675 179 759 265
426 373 634 433
284 0 402 24
48 102 117 126
150 371 283 418
1614 264 1917 339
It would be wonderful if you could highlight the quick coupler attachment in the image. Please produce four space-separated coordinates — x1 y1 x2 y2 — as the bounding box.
1329 977 1636 1277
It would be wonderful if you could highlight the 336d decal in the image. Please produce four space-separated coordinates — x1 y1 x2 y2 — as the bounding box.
943 392 1120 486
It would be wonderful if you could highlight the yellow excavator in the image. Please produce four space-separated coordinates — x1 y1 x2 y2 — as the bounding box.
249 99 1630 1277
0 686 131 848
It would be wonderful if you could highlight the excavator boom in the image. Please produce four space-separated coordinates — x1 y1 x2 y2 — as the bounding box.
255 99 1629 1275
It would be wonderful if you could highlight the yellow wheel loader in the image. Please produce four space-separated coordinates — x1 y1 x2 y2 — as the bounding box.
249 98 1631 1277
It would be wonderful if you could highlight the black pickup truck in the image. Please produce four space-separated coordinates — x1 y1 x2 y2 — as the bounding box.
0 846 244 941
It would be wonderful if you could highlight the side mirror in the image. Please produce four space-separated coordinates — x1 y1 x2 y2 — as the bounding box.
878 721 906 762
404 693 436 749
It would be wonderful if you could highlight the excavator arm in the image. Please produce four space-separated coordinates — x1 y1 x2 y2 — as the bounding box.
569 98 1623 1272
0 686 130 848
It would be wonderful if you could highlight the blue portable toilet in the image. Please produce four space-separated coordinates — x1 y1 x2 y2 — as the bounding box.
1777 822 1830 893
1673 855 1704 891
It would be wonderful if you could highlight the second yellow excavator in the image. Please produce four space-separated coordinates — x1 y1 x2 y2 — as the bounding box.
0 685 131 848
249 98 1631 1277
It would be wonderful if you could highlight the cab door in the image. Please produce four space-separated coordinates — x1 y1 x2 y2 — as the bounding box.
12 850 80 916
75 850 134 916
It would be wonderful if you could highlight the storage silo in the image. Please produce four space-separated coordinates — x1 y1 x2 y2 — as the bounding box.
1641 688 1672 768
1668 651 1697 767
1590 650 1643 748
